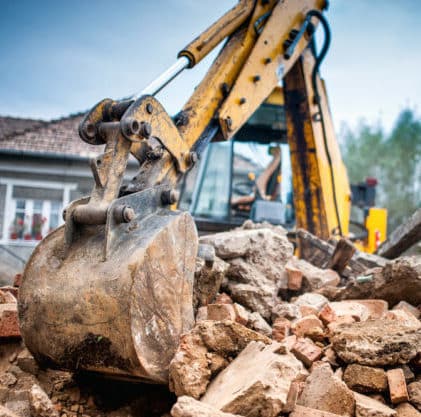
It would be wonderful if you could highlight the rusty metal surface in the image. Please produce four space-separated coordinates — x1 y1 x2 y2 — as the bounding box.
19 187 198 383
218 0 326 138
178 0 255 67
121 95 190 174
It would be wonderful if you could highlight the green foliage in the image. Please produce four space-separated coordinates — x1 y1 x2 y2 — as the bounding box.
341 108 421 232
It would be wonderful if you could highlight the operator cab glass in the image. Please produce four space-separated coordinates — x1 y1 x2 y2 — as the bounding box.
178 101 296 233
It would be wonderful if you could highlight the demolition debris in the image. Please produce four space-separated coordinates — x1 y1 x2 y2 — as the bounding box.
0 223 420 417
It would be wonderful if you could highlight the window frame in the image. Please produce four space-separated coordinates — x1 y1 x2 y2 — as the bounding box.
0 178 77 246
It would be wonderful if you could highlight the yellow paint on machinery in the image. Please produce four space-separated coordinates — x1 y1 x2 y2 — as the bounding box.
19 0 386 386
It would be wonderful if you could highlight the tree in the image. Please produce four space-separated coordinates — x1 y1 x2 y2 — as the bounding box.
340 108 421 232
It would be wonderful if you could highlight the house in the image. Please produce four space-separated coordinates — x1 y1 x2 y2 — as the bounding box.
0 113 137 284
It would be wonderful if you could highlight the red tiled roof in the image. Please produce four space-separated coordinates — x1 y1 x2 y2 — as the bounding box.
0 113 101 158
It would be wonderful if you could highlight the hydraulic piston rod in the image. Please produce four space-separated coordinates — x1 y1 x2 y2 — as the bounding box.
132 56 190 99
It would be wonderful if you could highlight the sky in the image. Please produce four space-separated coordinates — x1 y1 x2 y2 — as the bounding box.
1 0 421 134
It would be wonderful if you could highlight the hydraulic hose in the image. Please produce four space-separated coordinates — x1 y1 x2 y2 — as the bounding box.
307 10 343 236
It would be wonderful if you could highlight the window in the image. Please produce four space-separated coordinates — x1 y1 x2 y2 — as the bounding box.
1 179 77 245
9 198 62 241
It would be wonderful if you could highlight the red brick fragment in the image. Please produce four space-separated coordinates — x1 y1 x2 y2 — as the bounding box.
387 368 409 404
291 315 325 341
0 304 20 338
287 266 303 291
207 304 236 321
319 304 337 325
291 338 323 368
272 317 291 342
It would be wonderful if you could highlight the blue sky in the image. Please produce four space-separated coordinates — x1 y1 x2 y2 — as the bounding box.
1 0 420 133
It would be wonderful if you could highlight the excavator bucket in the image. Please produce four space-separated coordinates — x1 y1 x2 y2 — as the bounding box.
18 187 198 383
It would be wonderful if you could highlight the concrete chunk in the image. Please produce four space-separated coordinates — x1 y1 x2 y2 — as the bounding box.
169 321 270 399
297 363 355 417
354 392 396 417
290 405 344 417
290 258 340 291
201 341 306 417
408 381 421 411
202 228 293 319
171 396 242 417
331 320 421 366
344 364 388 393
395 403 421 416
28 384 59 417
393 301 420 319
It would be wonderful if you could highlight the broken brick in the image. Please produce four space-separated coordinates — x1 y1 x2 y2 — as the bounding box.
287 265 303 291
387 368 409 404
207 304 237 321
319 304 337 325
291 315 325 341
272 317 291 342
0 304 20 338
291 338 323 367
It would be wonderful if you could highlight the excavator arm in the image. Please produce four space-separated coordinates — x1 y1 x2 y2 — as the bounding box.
19 0 358 384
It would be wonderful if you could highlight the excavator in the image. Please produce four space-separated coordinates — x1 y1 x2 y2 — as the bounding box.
19 0 387 385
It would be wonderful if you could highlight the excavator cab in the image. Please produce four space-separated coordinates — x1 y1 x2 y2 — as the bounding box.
178 94 295 233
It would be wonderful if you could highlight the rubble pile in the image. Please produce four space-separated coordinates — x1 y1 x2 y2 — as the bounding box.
1 223 420 417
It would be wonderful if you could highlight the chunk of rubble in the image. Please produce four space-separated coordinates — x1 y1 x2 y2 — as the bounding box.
290 405 344 417
408 381 421 411
200 227 292 262
0 405 20 417
293 293 329 311
272 317 291 342
272 303 302 322
322 301 371 323
331 320 421 366
336 257 421 307
388 369 409 405
291 338 323 367
393 301 420 319
0 290 16 304
200 228 293 319
384 310 421 328
28 384 59 417
291 315 325 341
0 304 20 338
169 320 270 399
395 402 421 416
171 396 242 417
248 312 272 337
354 392 397 417
194 255 229 309
297 363 355 416
206 304 237 321
343 364 388 393
201 341 306 417
287 258 340 291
